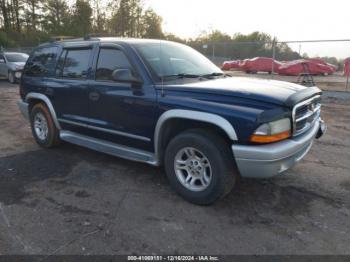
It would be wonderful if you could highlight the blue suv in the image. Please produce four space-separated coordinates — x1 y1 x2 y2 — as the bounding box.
17 38 326 205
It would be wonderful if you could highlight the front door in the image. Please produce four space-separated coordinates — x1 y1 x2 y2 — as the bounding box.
87 44 157 151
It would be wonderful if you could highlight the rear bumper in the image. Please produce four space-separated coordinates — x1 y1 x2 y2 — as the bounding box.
232 119 325 178
17 100 29 120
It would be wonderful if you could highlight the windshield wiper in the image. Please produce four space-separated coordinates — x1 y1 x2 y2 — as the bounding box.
200 72 226 78
161 73 202 80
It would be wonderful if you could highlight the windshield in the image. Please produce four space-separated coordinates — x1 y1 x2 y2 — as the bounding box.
134 41 222 81
6 53 29 63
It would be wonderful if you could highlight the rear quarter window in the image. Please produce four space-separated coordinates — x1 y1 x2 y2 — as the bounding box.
24 46 59 77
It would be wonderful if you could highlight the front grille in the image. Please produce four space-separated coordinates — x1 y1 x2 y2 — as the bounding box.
293 95 321 136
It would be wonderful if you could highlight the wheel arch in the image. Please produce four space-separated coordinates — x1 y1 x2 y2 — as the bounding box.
154 109 238 165
25 92 61 130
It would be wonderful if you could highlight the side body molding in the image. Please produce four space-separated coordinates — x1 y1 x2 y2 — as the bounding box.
154 109 238 164
25 92 62 130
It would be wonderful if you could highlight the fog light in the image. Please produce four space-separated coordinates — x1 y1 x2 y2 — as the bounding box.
15 72 22 78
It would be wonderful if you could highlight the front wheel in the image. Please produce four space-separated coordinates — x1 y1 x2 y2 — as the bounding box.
8 71 15 84
164 129 237 205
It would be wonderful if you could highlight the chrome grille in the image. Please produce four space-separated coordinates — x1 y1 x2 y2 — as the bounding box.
292 95 321 136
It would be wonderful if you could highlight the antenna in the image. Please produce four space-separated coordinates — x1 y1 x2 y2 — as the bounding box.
84 34 91 40
160 40 165 97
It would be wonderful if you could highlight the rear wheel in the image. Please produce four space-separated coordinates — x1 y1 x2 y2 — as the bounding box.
164 129 237 205
30 103 61 148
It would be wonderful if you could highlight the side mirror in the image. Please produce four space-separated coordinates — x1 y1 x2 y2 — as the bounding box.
112 69 143 85
0 59 5 63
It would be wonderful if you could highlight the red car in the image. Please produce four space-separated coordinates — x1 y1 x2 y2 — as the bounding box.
309 58 337 73
278 59 336 76
344 58 350 76
239 57 282 74
221 60 241 71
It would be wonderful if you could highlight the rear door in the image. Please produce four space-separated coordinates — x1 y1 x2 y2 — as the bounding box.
22 46 60 97
50 45 95 133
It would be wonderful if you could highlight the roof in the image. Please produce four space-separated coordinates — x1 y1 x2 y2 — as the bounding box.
40 37 173 48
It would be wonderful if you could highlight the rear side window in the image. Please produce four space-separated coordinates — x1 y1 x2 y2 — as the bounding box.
96 48 132 81
57 49 91 79
24 46 58 77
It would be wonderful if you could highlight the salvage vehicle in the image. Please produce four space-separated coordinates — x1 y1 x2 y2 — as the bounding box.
278 59 336 76
17 38 326 205
239 57 282 74
221 60 241 71
0 52 29 83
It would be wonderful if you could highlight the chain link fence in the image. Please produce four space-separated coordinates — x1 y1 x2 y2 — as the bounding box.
2 40 350 92
195 40 350 92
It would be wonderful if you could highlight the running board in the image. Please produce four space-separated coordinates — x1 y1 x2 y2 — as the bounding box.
60 131 158 166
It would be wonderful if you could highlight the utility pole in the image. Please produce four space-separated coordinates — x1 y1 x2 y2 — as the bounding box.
212 43 215 60
271 38 276 78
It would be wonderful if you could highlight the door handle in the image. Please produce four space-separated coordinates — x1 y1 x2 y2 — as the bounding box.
89 91 100 101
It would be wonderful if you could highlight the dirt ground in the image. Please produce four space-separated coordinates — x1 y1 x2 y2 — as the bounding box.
0 80 350 255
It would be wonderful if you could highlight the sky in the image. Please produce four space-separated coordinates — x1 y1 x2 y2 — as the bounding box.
143 0 350 58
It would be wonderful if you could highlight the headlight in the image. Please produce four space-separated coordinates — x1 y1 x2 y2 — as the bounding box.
250 118 291 143
15 66 23 71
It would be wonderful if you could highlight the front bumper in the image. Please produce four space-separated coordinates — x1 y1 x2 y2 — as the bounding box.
14 71 22 79
232 119 326 178
17 100 29 120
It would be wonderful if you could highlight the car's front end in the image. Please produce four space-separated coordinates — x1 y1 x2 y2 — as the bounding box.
4 52 28 83
134 40 327 181
232 93 326 178
8 62 25 80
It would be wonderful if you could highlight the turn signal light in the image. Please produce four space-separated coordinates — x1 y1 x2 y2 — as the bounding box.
250 130 291 144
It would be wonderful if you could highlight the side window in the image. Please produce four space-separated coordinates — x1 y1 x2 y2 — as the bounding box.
24 47 58 77
60 49 91 79
96 48 132 81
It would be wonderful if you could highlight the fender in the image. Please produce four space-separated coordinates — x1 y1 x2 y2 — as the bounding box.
154 109 238 164
25 92 62 130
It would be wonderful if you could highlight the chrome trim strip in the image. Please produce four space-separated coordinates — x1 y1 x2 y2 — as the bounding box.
154 109 238 165
296 104 321 122
60 130 157 165
58 118 151 142
25 93 62 129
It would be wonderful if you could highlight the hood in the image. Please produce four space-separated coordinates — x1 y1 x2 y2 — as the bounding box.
8 62 25 70
163 77 321 107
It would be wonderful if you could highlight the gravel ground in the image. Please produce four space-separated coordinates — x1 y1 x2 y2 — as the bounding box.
0 80 349 255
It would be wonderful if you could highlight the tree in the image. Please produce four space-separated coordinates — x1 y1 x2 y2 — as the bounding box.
24 0 42 31
0 0 11 32
43 0 70 35
11 0 22 32
71 0 92 36
110 0 143 37
142 8 163 39
92 0 107 34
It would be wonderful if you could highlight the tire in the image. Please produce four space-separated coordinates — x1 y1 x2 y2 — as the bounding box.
164 129 237 205
8 71 15 84
30 103 61 148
